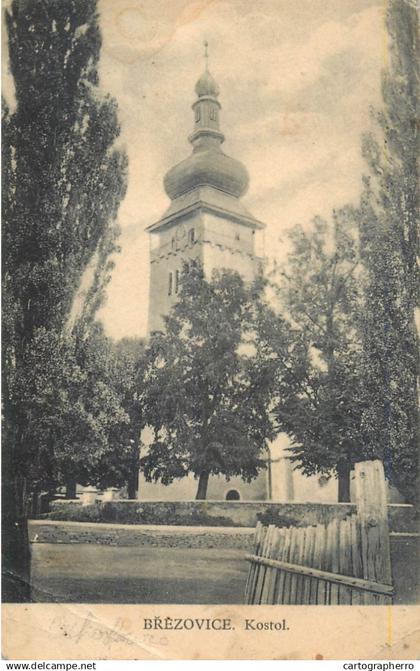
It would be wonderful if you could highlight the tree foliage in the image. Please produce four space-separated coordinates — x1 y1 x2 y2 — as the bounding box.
4 0 127 340
266 0 419 504
356 0 419 502
100 337 146 497
140 265 275 499
2 0 127 601
7 325 135 491
268 212 365 501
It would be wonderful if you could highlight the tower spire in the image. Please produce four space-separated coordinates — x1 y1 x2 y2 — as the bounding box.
190 47 223 148
162 52 251 201
204 39 209 71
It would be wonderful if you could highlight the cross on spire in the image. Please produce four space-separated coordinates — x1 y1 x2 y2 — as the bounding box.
204 40 209 70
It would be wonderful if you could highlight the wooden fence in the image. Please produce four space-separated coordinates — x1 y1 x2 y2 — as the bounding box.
245 460 393 605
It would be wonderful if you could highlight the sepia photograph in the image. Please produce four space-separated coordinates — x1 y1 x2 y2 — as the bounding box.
1 0 419 661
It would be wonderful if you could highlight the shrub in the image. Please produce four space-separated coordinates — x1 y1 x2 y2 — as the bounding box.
256 510 298 527
43 501 241 527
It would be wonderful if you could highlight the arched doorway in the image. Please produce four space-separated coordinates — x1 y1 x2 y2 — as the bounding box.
225 489 241 501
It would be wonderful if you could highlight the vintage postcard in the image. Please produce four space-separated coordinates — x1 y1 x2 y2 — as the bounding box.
2 0 419 662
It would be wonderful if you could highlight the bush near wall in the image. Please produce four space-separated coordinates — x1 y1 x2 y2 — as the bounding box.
44 499 358 528
44 501 240 527
42 499 417 531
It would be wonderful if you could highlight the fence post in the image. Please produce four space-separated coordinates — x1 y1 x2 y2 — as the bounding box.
354 460 392 603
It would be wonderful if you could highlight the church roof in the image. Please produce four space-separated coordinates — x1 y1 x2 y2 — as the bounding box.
146 185 265 233
164 147 249 201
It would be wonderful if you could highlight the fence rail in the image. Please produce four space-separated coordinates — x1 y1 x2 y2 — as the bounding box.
244 460 393 605
245 554 394 596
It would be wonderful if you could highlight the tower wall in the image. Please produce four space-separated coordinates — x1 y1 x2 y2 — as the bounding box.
148 213 204 334
201 212 261 281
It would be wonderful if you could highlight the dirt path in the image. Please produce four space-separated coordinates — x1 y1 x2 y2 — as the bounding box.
31 543 249 604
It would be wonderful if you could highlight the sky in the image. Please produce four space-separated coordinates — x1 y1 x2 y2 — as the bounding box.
3 0 386 339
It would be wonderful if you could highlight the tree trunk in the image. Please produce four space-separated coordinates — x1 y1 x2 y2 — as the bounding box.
2 473 31 602
195 471 209 500
2 386 31 601
337 460 351 502
65 479 77 499
127 470 138 500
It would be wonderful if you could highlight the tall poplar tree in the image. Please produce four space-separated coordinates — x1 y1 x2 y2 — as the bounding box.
357 0 419 502
2 0 127 601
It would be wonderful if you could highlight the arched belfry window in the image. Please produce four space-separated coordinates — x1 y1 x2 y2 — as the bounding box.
210 107 217 122
195 107 201 122
168 272 173 296
188 228 195 245
175 269 180 294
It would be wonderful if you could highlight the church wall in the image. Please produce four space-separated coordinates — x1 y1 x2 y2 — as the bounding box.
269 432 338 503
139 473 198 501
138 470 268 501
138 412 269 502
268 432 400 503
269 434 295 501
207 470 268 500
291 469 338 503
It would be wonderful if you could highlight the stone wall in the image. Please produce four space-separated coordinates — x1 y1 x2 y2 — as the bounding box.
29 520 254 550
46 499 416 532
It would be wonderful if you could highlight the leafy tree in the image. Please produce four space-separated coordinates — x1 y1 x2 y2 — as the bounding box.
96 337 146 498
356 0 419 504
2 0 127 601
10 327 145 501
140 265 275 500
268 212 365 501
7 325 125 495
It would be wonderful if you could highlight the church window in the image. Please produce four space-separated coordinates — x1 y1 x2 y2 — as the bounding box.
188 228 195 245
175 269 180 294
171 237 176 250
195 107 200 122
210 107 217 122
168 272 173 296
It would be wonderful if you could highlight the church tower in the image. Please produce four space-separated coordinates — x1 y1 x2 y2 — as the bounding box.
139 47 271 501
146 45 265 334
141 48 343 504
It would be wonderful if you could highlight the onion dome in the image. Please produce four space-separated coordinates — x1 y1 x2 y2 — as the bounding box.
195 69 220 98
164 148 249 200
163 42 249 201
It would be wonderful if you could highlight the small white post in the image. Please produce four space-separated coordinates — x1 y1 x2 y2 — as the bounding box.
81 486 99 506
102 487 121 502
